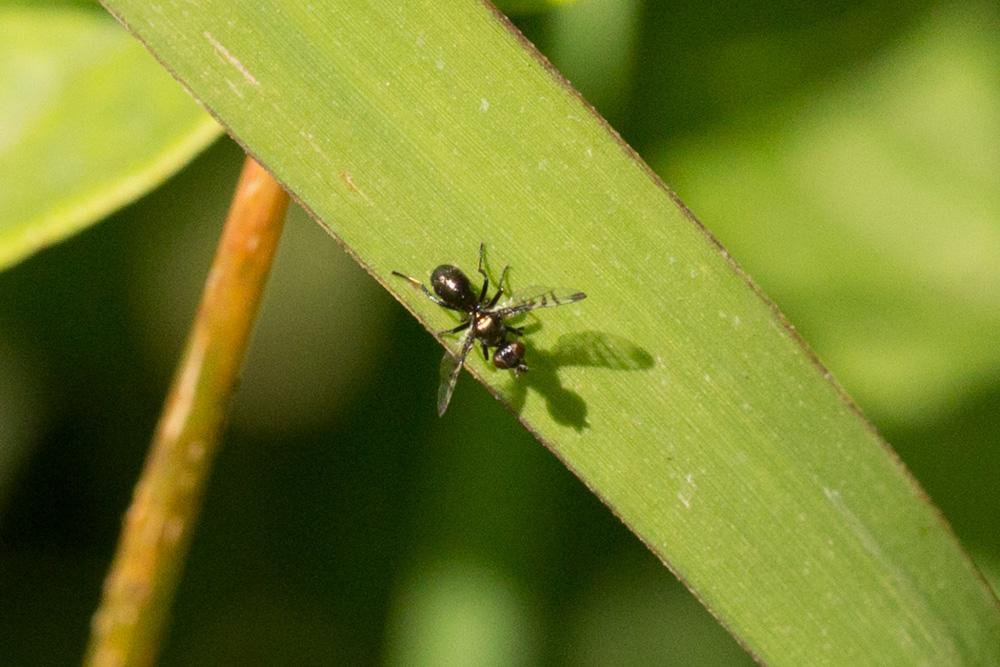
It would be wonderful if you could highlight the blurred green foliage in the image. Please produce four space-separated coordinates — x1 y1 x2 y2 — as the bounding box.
0 4 219 269
659 6 1000 427
0 0 996 664
496 0 579 15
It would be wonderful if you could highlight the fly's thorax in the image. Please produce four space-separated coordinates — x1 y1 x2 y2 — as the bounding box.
473 311 505 346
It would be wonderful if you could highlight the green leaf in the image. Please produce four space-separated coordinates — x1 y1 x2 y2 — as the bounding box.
98 1 1000 663
0 5 220 270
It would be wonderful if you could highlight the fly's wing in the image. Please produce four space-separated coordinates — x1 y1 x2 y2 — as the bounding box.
497 286 587 318
437 331 475 416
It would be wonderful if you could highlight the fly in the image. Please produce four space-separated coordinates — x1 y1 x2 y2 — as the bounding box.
392 243 586 415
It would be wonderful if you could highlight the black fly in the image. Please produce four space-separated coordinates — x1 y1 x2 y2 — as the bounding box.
392 243 586 415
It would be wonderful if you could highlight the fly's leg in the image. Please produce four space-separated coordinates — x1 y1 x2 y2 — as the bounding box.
477 243 490 303
440 320 471 336
487 265 511 308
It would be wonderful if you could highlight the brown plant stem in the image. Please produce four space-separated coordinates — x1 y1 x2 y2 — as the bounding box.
85 157 290 667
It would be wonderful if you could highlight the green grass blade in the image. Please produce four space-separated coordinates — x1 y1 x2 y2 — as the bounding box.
98 1 1000 663
0 5 220 270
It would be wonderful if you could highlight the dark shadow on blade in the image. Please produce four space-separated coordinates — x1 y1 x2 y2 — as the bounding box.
505 330 654 431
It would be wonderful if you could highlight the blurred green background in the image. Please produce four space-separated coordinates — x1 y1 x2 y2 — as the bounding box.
1 0 997 664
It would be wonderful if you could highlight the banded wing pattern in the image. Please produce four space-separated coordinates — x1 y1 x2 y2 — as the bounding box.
437 331 476 416
498 286 587 317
